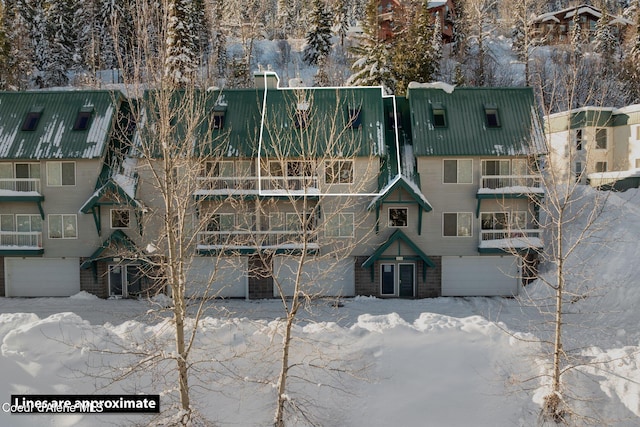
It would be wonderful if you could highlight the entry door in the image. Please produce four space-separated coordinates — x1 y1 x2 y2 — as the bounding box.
108 265 124 297
398 264 415 297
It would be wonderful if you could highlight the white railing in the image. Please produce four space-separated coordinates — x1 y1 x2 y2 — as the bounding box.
196 176 319 192
480 175 542 190
0 231 42 248
480 229 541 244
0 178 41 193
197 230 317 247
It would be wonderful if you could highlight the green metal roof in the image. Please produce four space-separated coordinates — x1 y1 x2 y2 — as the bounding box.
261 87 386 157
138 86 387 159
545 107 615 132
0 90 123 159
407 86 544 156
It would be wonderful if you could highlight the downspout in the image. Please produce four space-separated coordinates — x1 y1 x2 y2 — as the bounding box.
257 73 270 194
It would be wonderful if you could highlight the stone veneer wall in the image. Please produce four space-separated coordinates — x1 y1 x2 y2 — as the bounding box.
79 260 108 298
355 256 442 298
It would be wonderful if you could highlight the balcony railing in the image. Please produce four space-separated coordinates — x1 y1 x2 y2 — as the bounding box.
196 230 317 248
0 231 43 248
479 229 542 249
196 176 319 193
479 175 543 191
0 178 41 193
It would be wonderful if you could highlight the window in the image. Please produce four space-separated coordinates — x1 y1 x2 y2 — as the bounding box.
204 160 234 177
21 108 43 131
15 163 40 179
325 160 353 184
325 213 354 237
212 111 225 129
287 160 313 177
595 128 607 149
17 214 42 232
48 214 77 239
111 209 130 229
443 212 472 237
575 129 583 151
286 212 316 231
432 104 446 127
443 159 472 184
348 108 362 128
0 214 14 232
73 107 94 130
484 105 500 128
388 208 408 227
482 159 510 176
595 161 607 172
575 162 583 181
47 161 75 186
206 213 235 232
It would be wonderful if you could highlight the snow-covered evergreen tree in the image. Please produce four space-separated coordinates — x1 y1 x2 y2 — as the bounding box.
334 0 349 46
347 0 394 92
0 0 9 89
621 4 640 102
392 2 442 95
303 0 333 66
165 0 199 87
451 0 469 56
570 10 583 60
594 7 618 61
227 54 251 88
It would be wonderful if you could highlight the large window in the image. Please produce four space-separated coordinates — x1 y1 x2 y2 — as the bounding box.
443 212 472 237
111 209 130 229
443 159 472 184
325 213 354 237
595 161 607 172
47 161 75 186
595 128 607 149
481 212 526 231
48 214 77 239
17 214 42 233
206 213 235 231
325 160 353 184
482 159 510 176
388 208 408 227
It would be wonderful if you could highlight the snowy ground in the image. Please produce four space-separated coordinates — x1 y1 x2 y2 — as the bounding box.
1 187 640 426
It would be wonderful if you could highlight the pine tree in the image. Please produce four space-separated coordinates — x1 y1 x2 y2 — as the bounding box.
451 0 468 57
570 10 583 60
303 0 333 66
5 0 31 89
347 0 394 92
227 55 251 88
334 0 349 46
42 0 75 87
594 6 617 62
164 0 198 87
392 1 442 95
0 0 9 89
621 4 640 102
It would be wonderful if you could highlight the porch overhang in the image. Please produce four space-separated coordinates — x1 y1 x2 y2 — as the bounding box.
0 194 45 219
0 248 44 256
362 229 435 281
81 230 142 276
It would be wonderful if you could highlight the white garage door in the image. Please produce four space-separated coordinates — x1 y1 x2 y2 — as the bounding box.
185 256 247 298
442 256 520 297
5 258 80 297
273 257 354 297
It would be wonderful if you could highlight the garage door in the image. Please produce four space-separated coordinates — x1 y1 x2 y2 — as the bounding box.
273 257 354 297
185 256 247 298
5 258 80 297
442 256 519 297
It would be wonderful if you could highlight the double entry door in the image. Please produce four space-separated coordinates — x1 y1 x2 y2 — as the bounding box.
108 264 143 297
381 263 415 297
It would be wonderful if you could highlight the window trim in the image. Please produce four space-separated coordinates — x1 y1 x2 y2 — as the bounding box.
443 159 473 184
110 209 131 229
442 212 473 237
48 214 78 239
47 161 76 187
388 207 408 228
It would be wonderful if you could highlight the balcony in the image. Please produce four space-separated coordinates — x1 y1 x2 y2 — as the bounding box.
478 175 544 194
0 231 44 255
196 230 318 255
195 176 320 197
0 178 41 194
478 229 543 254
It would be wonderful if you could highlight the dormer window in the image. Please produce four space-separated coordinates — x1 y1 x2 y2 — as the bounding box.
484 105 500 128
294 101 309 129
432 103 446 128
348 107 362 129
212 111 225 129
21 107 44 131
73 106 94 130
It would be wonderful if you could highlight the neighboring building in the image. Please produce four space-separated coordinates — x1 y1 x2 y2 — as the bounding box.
0 90 140 297
546 105 640 189
0 73 546 299
531 4 632 44
379 0 455 43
